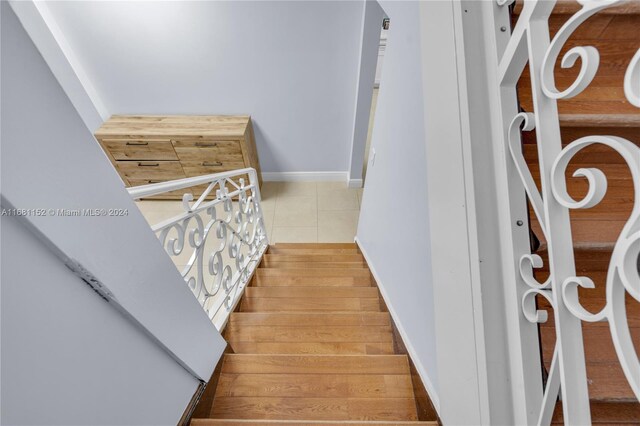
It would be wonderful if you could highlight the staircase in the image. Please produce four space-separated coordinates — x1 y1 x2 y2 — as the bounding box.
515 1 640 423
190 243 438 425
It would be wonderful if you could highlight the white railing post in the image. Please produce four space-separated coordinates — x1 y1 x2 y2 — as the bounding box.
128 168 268 330
489 1 640 424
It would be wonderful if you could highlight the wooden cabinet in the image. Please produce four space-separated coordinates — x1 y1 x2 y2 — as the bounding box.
95 115 262 199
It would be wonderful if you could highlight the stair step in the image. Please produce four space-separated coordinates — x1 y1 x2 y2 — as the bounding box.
226 325 393 343
252 275 372 287
263 254 365 263
558 113 640 128
240 297 381 312
216 373 413 398
552 401 640 424
256 268 370 278
228 312 391 327
192 421 436 425
527 0 640 15
220 354 410 375
209 396 418 421
261 261 368 269
271 243 359 250
227 342 395 355
267 247 361 255
245 287 379 299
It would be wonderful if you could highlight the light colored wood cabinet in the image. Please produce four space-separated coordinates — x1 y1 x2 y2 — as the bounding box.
95 115 262 199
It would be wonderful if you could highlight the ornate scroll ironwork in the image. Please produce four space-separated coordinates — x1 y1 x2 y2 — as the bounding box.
130 169 268 330
498 0 640 424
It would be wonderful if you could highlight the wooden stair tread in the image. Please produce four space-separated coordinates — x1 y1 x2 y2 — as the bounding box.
532 0 640 15
559 113 640 128
194 420 434 425
271 243 358 250
209 397 418 421
192 420 436 425
228 312 391 327
551 401 640 424
215 373 414 398
263 254 365 263
261 261 369 269
225 325 393 343
267 248 362 255
220 354 410 375
227 342 395 355
245 287 379 299
256 268 371 277
240 297 381 312
252 275 372 287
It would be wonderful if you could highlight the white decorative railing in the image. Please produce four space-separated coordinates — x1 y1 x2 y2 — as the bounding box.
128 168 268 330
494 0 639 424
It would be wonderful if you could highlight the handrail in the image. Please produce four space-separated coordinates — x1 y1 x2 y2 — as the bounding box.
128 168 268 330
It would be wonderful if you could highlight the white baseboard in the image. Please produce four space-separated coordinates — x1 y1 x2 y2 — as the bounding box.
262 171 348 182
354 236 441 413
347 178 363 188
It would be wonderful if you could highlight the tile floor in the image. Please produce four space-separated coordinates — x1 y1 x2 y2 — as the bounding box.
136 181 364 244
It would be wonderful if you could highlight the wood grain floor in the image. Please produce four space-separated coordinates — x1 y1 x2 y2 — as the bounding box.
192 243 437 425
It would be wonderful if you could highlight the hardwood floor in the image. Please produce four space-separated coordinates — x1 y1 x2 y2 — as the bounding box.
191 243 437 425
515 0 640 422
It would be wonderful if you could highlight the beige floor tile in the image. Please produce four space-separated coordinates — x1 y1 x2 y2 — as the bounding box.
272 226 318 243
258 182 278 210
318 210 359 243
356 188 364 207
274 196 317 227
316 181 349 193
318 189 359 211
277 181 317 198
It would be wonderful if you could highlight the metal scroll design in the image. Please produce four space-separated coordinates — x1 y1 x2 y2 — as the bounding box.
500 0 640 423
151 175 268 329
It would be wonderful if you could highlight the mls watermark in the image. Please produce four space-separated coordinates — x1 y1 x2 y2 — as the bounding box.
1 208 129 217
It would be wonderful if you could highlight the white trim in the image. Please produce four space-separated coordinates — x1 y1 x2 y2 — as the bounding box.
261 171 348 182
347 178 363 188
355 236 441 413
9 0 108 132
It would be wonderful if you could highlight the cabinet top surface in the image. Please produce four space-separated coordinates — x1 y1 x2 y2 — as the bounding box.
95 115 251 138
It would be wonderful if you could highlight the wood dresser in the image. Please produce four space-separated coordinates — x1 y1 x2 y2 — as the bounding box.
95 115 262 199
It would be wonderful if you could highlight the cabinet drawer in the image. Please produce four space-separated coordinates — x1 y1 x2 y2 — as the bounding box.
116 160 185 181
128 179 210 200
172 140 243 162
181 160 246 177
101 139 177 161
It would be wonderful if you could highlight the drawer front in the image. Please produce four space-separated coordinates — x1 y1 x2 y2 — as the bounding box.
101 139 177 161
172 140 243 162
181 160 246 177
128 179 210 200
116 160 185 181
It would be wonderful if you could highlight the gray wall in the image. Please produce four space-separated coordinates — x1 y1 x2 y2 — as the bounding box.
41 0 365 175
1 4 225 424
348 0 385 184
355 0 438 403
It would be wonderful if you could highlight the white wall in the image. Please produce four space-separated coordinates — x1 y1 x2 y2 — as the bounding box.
355 0 439 406
348 0 385 186
37 0 365 177
1 4 226 423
